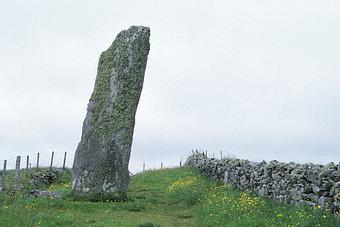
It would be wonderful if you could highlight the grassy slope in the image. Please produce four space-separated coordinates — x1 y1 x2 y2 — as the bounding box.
0 167 339 227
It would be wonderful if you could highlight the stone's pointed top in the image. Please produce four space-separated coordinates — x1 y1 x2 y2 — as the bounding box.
113 25 150 42
128 25 150 32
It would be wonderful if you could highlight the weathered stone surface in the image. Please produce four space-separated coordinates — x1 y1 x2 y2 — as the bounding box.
186 153 340 214
72 26 150 200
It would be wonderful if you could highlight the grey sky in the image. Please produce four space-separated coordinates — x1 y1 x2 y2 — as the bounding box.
0 0 339 172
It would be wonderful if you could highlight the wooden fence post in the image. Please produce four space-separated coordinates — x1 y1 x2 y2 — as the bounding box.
220 150 223 160
26 155 29 171
50 151 54 169
36 153 40 171
63 152 67 170
15 156 21 179
143 163 145 172
3 160 6 176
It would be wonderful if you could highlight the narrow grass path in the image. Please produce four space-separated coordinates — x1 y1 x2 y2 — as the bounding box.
0 167 339 226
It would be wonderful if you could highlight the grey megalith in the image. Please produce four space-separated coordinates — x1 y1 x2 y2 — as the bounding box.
72 26 150 201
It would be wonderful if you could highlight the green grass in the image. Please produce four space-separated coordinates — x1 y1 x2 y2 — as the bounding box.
0 167 339 226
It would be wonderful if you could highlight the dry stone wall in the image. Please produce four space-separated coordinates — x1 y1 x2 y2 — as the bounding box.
186 153 340 214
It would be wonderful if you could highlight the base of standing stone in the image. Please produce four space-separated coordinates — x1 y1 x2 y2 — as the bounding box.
70 190 128 202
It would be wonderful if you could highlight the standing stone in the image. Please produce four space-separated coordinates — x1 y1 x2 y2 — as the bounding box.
72 26 150 201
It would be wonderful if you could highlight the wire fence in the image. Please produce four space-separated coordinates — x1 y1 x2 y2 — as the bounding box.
133 149 229 173
0 149 225 178
0 151 69 177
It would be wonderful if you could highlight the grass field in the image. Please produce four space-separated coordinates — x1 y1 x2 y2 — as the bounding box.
0 167 339 227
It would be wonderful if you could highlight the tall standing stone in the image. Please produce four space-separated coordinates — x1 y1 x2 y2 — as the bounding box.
72 26 150 201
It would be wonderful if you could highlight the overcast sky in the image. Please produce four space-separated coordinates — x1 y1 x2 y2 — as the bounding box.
0 0 339 172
